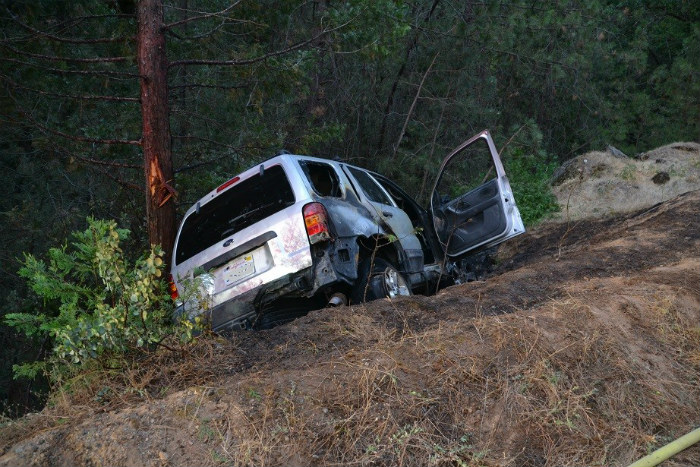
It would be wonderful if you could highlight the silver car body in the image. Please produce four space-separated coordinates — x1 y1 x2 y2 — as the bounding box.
171 130 524 331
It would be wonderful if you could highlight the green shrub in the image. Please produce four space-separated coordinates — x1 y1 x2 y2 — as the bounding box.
503 147 560 226
5 218 192 382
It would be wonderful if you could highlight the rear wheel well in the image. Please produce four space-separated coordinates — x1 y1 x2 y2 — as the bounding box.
350 256 412 304
357 235 401 269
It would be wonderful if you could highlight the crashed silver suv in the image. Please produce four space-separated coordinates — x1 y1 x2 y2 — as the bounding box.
170 130 524 331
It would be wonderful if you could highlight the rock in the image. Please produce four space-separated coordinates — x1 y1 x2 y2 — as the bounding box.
607 145 628 159
550 158 582 186
652 172 670 185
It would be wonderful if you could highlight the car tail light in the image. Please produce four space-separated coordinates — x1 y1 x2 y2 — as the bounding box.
167 274 179 300
303 202 332 244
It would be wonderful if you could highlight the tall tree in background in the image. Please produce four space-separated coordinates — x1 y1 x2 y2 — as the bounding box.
2 0 178 261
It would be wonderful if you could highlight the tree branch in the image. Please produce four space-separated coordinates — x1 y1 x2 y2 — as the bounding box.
6 10 135 44
166 21 225 41
1 74 139 102
73 154 142 169
51 147 144 191
171 134 240 150
36 120 142 146
16 105 142 145
175 154 230 174
164 1 244 29
168 20 351 68
0 57 139 78
169 82 246 91
392 52 438 159
1 43 131 64
90 164 144 193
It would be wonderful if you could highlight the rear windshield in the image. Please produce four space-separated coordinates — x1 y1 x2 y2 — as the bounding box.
175 165 295 264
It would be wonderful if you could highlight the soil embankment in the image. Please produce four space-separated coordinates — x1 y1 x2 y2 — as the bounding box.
1 193 698 465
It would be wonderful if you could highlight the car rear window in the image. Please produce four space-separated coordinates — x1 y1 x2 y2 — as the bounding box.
175 165 295 264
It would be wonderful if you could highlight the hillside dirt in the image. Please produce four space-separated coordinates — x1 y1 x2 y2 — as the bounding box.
1 187 699 465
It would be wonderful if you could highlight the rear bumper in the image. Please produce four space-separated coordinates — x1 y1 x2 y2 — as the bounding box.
212 265 316 331
175 260 342 332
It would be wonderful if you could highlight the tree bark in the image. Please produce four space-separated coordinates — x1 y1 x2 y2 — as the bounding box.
137 0 176 266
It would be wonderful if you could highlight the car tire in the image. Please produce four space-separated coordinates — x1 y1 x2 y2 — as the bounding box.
351 257 412 304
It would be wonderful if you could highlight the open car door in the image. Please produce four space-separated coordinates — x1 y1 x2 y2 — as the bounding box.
430 130 525 258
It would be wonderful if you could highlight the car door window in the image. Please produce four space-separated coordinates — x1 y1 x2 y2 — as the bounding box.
347 167 393 206
347 166 425 273
435 141 495 203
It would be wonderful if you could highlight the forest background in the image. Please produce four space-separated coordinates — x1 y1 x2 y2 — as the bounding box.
0 0 698 416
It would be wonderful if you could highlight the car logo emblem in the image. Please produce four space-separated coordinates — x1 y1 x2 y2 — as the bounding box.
223 239 233 247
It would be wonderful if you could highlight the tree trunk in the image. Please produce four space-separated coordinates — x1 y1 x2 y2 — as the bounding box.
137 0 176 265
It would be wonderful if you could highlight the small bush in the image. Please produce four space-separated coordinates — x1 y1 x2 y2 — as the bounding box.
498 121 561 226
504 147 560 226
5 218 192 383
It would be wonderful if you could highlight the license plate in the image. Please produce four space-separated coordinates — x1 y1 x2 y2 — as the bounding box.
223 254 255 285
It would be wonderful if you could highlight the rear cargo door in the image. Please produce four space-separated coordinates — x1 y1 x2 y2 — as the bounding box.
430 130 524 258
172 164 300 295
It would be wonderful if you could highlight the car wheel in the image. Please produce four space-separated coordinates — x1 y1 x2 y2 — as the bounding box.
351 257 412 303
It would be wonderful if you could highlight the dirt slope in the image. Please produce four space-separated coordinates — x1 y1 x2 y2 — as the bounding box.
1 191 699 467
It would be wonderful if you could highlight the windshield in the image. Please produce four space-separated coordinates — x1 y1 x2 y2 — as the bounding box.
175 165 295 264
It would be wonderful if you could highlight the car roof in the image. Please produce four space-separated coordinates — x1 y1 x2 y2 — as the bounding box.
181 154 351 217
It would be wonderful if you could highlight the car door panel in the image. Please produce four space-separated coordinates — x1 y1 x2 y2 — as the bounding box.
435 179 508 256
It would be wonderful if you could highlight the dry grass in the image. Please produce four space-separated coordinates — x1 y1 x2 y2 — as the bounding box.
125 270 696 467
3 270 697 467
